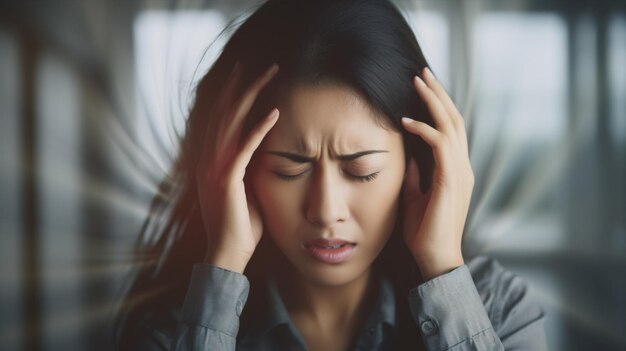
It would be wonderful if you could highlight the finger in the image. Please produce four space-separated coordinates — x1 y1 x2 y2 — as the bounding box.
401 117 442 146
422 67 464 129
422 67 469 155
244 172 259 210
230 108 280 180
413 74 455 135
215 61 244 112
223 63 280 145
401 116 452 173
201 61 243 163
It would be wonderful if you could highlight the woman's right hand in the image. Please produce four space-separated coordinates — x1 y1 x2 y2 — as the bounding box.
196 61 280 274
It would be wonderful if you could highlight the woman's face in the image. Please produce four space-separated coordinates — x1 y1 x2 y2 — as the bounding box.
249 83 406 287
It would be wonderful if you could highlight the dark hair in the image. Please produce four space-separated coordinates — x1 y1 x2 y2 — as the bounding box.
115 0 435 348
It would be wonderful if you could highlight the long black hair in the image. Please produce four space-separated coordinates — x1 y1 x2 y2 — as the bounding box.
115 0 435 348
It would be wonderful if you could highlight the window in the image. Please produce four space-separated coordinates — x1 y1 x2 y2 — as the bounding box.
133 10 228 168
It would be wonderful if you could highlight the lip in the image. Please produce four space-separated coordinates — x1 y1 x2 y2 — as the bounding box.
304 238 355 247
303 238 356 264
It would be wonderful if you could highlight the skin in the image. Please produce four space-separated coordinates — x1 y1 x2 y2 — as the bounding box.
249 83 406 350
198 62 474 350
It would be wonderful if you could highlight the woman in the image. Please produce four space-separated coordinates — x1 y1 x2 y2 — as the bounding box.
114 0 547 350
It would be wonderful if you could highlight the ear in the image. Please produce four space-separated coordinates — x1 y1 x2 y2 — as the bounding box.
402 157 423 201
406 157 419 178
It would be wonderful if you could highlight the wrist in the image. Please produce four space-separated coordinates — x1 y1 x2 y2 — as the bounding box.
204 247 251 274
414 254 464 281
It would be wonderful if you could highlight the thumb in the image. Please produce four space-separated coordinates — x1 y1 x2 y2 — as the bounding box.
244 171 260 214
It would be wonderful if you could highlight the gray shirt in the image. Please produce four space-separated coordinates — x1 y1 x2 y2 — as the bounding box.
129 255 547 350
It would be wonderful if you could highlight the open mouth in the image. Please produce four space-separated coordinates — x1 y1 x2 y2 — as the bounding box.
303 239 357 264
304 238 355 248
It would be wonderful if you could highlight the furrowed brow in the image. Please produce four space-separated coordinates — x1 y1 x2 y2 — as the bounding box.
265 150 388 162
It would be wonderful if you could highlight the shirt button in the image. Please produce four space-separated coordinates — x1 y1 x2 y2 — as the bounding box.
368 326 375 335
236 300 243 316
420 319 437 335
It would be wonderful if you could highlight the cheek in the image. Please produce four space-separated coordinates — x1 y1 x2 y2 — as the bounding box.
250 172 301 237
352 171 403 246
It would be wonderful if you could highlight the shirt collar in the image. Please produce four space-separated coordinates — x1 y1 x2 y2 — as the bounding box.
264 274 295 333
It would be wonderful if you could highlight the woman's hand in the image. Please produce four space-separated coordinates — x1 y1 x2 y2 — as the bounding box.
401 67 474 281
196 61 280 274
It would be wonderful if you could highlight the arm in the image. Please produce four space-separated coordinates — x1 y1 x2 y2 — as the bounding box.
401 68 546 350
170 263 250 350
407 256 547 351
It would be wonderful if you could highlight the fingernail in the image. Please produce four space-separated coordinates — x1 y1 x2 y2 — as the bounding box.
424 67 434 80
232 61 240 74
268 63 279 75
401 117 415 124
267 108 279 120
414 75 427 88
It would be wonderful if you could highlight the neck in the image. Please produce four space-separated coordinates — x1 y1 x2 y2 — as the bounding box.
277 264 378 332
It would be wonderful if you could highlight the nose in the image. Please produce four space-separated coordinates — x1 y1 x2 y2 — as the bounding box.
305 166 350 228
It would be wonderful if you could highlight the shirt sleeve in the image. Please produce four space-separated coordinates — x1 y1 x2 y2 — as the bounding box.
170 263 250 350
407 256 547 351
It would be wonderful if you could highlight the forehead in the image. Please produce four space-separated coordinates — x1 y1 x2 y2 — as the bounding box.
262 83 399 154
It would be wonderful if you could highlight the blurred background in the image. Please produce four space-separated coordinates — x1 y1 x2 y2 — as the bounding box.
0 0 624 350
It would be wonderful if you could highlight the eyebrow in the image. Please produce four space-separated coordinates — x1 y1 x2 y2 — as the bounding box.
265 150 389 162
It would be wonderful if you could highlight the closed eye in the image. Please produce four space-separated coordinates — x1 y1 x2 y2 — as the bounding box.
274 171 380 183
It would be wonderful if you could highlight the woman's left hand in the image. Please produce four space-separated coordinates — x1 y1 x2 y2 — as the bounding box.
401 67 474 281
